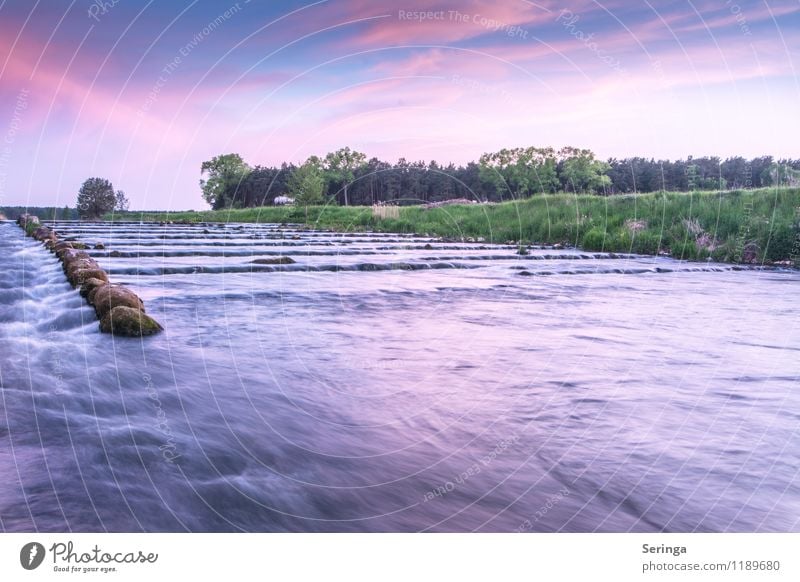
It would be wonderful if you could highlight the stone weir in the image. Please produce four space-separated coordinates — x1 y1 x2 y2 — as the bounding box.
16 214 163 336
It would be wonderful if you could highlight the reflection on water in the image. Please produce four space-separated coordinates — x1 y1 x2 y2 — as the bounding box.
0 220 798 532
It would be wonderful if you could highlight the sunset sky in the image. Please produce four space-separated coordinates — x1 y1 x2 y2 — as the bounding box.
1 0 798 209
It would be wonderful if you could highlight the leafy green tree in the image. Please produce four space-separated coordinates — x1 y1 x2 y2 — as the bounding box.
288 156 325 206
769 162 800 187
115 190 130 212
77 177 117 219
323 147 366 206
478 147 559 199
557 147 611 193
200 153 251 209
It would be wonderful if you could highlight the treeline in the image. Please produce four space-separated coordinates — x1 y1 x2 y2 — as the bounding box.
1 206 79 220
201 148 800 209
3 179 130 221
606 155 785 192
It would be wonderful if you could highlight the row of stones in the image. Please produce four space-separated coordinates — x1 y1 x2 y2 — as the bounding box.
17 214 163 336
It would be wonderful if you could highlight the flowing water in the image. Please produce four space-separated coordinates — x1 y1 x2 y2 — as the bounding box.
0 219 798 532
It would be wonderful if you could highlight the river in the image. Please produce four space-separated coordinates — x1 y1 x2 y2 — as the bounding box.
0 219 798 532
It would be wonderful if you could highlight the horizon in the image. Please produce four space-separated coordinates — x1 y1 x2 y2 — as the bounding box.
1 0 798 209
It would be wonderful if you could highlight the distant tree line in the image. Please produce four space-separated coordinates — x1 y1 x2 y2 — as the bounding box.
200 148 800 209
1 205 79 220
4 151 797 218
3 178 130 221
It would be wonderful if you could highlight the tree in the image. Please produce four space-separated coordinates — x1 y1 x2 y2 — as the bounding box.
557 147 611 193
77 177 118 219
115 190 130 212
200 153 251 209
323 147 366 206
288 156 325 206
478 147 559 199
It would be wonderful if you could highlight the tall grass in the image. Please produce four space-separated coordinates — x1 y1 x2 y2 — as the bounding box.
107 188 800 264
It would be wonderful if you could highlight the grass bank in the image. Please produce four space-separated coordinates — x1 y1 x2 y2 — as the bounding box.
109 188 800 264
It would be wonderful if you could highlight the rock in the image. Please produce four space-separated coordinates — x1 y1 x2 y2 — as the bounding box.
109 250 122 257
99 306 163 336
94 243 105 250
250 257 295 265
33 227 54 241
54 241 76 253
60 250 92 266
87 284 104 305
71 242 88 250
79 277 108 298
742 242 759 264
53 241 86 259
65 258 100 278
18 214 39 228
69 268 108 287
91 284 145 318
423 243 433 250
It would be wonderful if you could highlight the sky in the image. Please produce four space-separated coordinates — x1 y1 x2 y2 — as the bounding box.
0 0 798 209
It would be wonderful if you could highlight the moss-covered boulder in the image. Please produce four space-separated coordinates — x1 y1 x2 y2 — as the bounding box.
91 284 145 318
33 226 54 241
65 259 100 280
64 259 100 287
69 268 108 287
79 277 108 299
53 241 76 253
18 214 40 229
60 248 91 260
58 248 94 263
99 306 163 336
87 284 103 305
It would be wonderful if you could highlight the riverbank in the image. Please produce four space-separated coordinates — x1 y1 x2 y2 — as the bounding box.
106 188 800 264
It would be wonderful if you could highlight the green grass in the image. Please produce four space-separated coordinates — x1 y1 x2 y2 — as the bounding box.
106 188 800 264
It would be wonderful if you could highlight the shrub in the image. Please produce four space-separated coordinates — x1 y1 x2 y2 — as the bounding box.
763 223 796 262
631 231 662 255
671 240 698 260
581 227 607 251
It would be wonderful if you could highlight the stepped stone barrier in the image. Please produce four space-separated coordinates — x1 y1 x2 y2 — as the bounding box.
17 215 163 337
